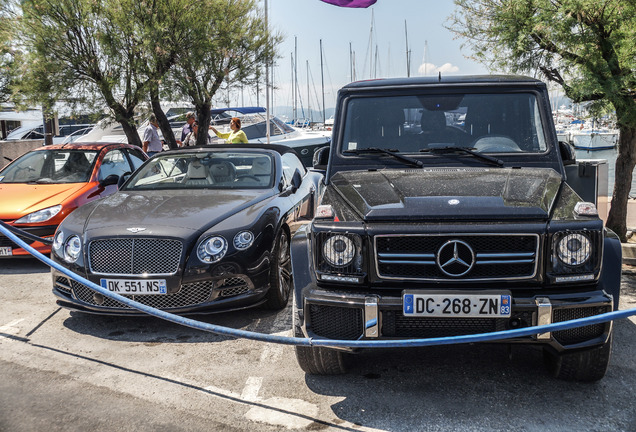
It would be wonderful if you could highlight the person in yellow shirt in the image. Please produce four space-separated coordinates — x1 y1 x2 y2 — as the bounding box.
210 117 248 143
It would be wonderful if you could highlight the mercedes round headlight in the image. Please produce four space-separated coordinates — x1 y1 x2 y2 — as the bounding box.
53 230 64 251
15 205 62 224
322 235 356 267
234 231 254 250
557 233 591 266
63 235 82 263
198 236 228 263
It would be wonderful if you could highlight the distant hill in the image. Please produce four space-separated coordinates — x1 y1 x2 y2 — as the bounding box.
271 106 335 123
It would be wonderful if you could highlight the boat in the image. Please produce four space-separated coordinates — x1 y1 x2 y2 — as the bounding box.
209 107 331 166
570 129 619 150
77 107 331 166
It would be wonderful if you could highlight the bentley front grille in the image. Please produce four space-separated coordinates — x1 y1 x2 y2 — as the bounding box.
71 279 214 310
88 238 183 276
375 234 539 281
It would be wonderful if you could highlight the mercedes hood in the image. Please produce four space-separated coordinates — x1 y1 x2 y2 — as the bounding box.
329 168 564 221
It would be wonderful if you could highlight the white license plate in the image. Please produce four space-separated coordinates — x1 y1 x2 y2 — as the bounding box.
0 246 12 256
100 278 167 295
403 291 511 318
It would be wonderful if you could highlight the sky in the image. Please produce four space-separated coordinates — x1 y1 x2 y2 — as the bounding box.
220 0 489 117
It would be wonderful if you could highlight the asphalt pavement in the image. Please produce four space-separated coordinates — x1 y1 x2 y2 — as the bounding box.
1 258 635 432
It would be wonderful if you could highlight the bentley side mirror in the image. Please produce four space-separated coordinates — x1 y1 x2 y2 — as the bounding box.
559 141 576 166
312 146 330 171
291 169 302 192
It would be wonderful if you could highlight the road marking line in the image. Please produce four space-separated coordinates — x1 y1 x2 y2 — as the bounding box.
0 318 25 335
241 376 263 402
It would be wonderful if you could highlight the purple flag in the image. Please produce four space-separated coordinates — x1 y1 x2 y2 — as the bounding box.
320 0 377 7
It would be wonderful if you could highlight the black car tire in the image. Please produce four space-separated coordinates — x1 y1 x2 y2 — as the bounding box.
264 229 292 310
543 334 613 382
293 299 347 375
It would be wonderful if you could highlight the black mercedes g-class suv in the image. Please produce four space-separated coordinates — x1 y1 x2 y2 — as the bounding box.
290 75 622 381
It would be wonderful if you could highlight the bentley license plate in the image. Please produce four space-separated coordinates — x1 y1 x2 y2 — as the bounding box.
100 278 167 295
0 246 12 256
403 291 511 318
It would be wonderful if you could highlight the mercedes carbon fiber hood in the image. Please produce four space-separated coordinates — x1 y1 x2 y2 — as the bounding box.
329 167 564 221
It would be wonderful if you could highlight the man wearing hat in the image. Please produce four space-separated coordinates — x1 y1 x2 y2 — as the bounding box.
181 111 196 144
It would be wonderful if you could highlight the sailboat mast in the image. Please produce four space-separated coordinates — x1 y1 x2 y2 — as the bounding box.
294 37 298 124
405 20 410 77
321 39 325 125
307 60 311 124
264 0 270 142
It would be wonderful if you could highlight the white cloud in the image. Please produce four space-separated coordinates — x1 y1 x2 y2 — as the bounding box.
417 62 460 75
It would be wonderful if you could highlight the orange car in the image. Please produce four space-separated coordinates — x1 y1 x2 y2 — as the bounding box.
0 142 148 257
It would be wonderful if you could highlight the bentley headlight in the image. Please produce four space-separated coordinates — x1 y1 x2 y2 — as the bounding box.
15 205 62 224
198 236 228 263
323 235 356 267
63 235 82 263
233 231 254 250
53 230 64 251
557 233 591 266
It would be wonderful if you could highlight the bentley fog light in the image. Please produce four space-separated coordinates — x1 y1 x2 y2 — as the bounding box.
63 235 82 263
53 230 64 251
198 236 228 263
557 233 591 266
15 205 62 224
233 231 254 250
323 235 356 267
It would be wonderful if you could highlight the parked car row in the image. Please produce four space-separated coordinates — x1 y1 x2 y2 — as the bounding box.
0 75 623 382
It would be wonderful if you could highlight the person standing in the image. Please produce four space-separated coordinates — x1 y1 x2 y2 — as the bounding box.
210 117 248 143
182 122 213 146
181 112 196 144
142 114 163 157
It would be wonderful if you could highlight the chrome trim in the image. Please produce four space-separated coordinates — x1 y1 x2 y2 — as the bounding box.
364 296 379 338
374 233 540 281
535 297 552 340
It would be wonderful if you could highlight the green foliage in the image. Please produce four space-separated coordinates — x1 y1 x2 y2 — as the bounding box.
448 0 636 126
448 0 636 240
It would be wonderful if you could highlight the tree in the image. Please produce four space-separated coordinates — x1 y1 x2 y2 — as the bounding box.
17 0 193 147
166 0 279 146
448 0 636 241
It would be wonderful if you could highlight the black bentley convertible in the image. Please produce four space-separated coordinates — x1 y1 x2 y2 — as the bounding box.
51 144 323 315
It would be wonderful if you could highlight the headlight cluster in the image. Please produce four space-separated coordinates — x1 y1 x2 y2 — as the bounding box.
323 235 356 267
15 205 62 224
198 236 228 263
557 233 591 266
53 231 83 263
196 230 256 264
316 231 363 283
551 230 599 282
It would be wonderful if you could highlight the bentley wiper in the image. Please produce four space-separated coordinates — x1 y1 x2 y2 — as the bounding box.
421 146 504 167
343 147 423 168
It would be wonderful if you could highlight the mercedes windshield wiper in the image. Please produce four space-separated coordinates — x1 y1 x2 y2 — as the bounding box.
343 147 423 168
420 146 504 167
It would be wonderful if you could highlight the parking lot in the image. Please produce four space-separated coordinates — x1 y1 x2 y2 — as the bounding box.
1 257 635 432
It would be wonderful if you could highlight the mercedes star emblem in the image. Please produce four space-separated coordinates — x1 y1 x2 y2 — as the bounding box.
437 240 475 277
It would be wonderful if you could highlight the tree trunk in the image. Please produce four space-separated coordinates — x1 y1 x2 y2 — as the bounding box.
606 126 636 242
195 102 212 146
150 86 179 150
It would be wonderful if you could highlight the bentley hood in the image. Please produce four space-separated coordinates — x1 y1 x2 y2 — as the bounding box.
329 168 564 221
79 189 274 237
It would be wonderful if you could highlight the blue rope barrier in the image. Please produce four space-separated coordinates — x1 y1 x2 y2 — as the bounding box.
2 221 635 349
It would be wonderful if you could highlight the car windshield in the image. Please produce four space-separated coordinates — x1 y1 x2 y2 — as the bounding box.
124 151 274 190
0 149 97 184
340 92 548 155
